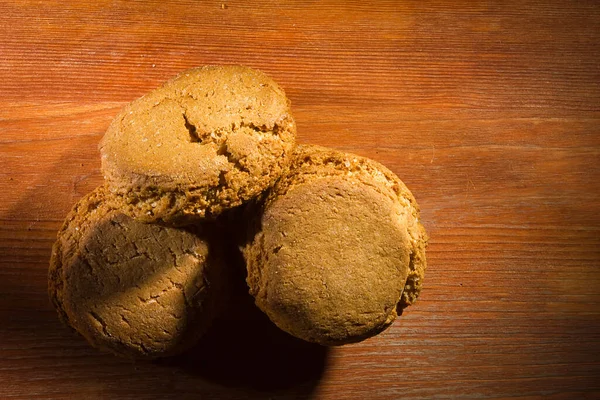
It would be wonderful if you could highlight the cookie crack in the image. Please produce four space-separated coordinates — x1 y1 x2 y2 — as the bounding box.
217 143 250 173
182 113 202 143
166 246 179 269
135 279 186 321
120 313 132 328
240 121 269 133
89 311 111 338
80 256 105 291
168 277 190 309
182 249 206 264
131 241 153 261
134 341 151 355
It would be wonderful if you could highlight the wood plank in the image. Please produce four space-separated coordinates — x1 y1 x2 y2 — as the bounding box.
0 0 599 398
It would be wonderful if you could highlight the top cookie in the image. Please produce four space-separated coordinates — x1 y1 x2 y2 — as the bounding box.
100 65 296 223
244 145 428 345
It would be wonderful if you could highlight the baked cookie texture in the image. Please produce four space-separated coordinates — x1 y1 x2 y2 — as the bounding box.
100 65 296 223
243 145 427 345
49 187 226 359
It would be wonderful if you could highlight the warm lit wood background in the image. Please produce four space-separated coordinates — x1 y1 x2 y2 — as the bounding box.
1 1 599 398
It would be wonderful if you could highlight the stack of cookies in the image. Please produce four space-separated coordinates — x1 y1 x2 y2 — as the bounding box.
49 66 428 359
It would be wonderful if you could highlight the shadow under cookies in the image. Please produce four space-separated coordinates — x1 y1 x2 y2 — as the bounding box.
160 244 330 394
0 147 329 399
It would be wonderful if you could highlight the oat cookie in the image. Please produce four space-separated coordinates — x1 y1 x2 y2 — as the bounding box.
243 145 427 345
49 187 226 358
100 65 296 223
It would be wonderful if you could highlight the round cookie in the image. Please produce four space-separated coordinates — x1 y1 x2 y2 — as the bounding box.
49 186 226 359
100 65 296 223
243 145 427 345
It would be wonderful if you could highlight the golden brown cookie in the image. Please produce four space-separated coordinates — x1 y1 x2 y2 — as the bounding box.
100 65 296 223
48 187 226 359
243 145 427 345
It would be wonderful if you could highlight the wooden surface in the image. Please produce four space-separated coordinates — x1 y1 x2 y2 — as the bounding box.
1 1 599 398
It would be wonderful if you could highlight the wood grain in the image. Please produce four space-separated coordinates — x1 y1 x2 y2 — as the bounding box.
1 0 599 398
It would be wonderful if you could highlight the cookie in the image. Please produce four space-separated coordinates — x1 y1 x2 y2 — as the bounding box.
48 186 226 359
243 145 427 345
100 65 296 223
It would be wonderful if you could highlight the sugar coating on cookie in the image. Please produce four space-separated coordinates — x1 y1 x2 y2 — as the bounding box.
100 65 296 222
49 187 225 359
244 145 427 345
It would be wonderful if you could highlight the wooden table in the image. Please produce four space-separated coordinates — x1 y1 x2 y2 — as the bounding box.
1 1 599 398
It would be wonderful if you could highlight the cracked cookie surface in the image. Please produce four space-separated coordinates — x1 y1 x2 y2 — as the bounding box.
243 145 428 345
48 186 226 359
100 65 296 223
